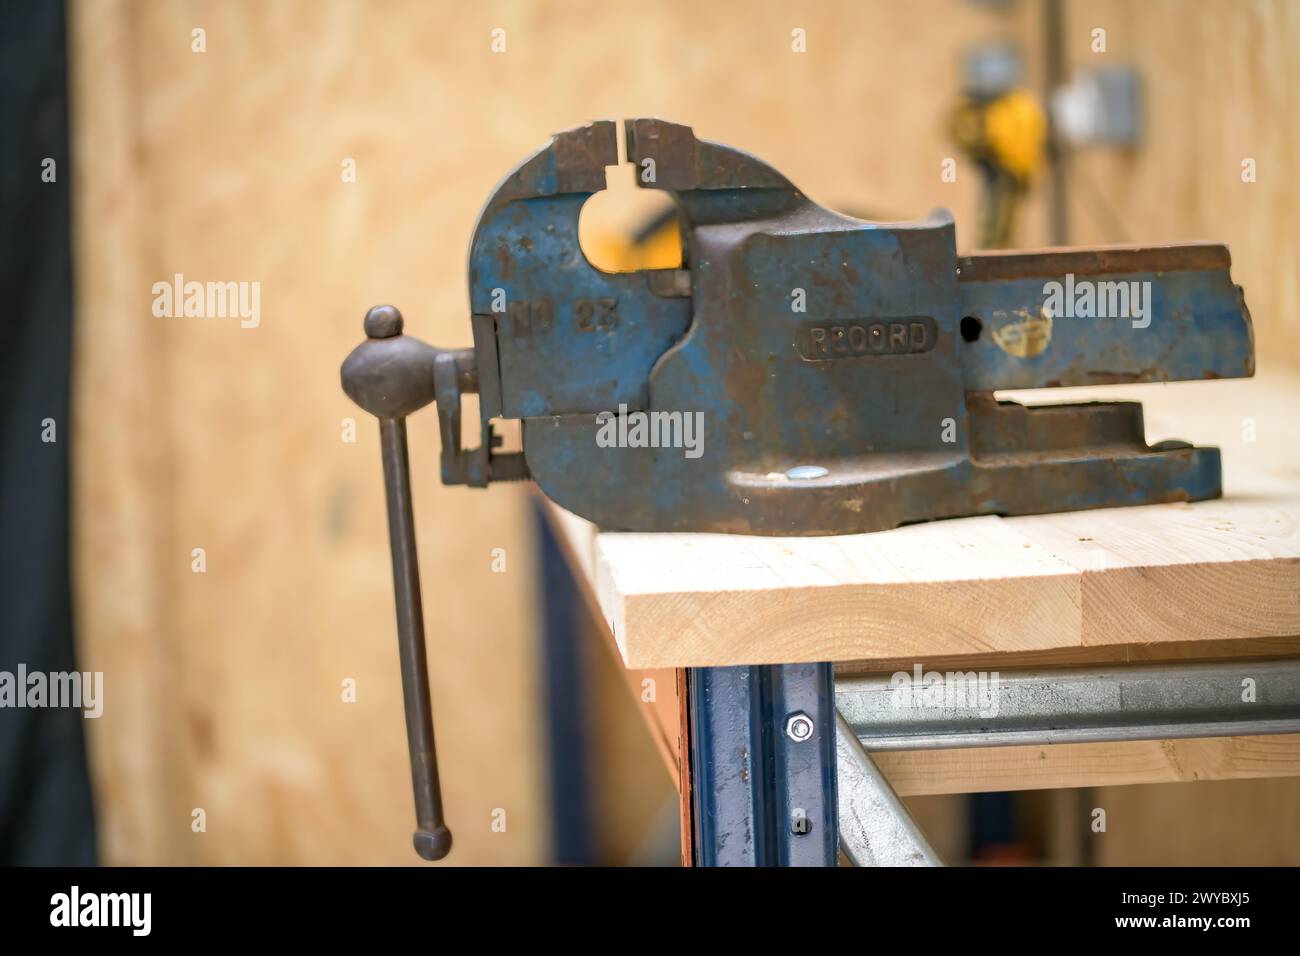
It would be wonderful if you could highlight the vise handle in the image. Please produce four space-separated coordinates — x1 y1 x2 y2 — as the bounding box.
340 304 457 861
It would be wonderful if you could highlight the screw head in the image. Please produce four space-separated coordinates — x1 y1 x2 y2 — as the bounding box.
786 464 829 480
785 712 815 742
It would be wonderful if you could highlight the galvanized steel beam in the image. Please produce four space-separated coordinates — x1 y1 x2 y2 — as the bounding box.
837 658 1300 751
834 714 942 867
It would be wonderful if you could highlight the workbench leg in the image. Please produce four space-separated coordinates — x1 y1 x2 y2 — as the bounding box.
686 663 838 866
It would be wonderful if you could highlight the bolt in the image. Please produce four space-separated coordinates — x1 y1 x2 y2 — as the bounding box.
785 712 815 742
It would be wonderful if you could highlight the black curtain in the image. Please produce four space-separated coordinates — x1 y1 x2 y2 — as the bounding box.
0 0 97 865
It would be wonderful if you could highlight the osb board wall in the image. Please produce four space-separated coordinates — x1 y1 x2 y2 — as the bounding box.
1060 0 1300 369
69 0 1022 864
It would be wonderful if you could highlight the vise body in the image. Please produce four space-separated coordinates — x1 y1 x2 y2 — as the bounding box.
345 118 1253 536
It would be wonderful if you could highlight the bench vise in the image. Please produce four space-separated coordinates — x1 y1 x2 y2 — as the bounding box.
340 119 1255 859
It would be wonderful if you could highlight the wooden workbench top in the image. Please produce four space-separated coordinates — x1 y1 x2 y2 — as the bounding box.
548 372 1300 669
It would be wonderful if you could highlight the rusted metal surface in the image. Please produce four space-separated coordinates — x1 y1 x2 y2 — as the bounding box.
957 242 1231 280
341 115 1257 535
958 261 1254 390
344 119 1255 538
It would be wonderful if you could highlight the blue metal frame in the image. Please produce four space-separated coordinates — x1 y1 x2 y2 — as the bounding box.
688 663 838 866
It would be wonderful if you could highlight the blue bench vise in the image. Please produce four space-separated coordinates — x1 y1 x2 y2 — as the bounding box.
339 118 1255 859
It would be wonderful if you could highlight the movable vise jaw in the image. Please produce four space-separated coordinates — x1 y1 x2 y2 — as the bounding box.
341 118 1255 859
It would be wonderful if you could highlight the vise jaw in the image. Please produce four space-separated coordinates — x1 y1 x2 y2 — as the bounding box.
346 117 1255 535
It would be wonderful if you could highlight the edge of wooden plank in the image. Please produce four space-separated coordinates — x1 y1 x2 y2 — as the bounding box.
617 574 1083 668
878 734 1300 796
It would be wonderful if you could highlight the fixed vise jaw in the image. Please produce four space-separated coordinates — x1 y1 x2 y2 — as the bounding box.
340 119 1254 859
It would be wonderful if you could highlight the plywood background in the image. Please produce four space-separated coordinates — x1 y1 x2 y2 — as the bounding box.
1061 0 1300 370
68 0 1299 865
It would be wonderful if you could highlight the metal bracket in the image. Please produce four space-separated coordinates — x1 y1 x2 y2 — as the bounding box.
834 714 942 867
